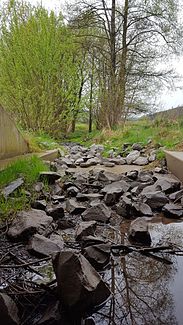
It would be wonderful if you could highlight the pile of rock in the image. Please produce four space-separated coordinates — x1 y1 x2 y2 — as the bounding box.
54 142 158 170
2 161 183 324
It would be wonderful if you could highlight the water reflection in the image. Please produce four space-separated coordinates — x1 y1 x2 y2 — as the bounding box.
94 217 183 325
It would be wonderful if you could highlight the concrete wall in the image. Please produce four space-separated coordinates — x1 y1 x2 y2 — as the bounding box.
0 106 29 159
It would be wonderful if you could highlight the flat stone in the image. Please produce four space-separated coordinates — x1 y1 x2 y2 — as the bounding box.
28 234 64 257
133 156 149 166
39 172 61 184
0 293 20 325
162 203 183 218
82 203 111 222
8 209 53 241
46 203 64 220
2 177 24 198
103 162 115 167
57 218 76 230
75 221 97 241
52 251 110 314
128 217 151 245
101 180 130 196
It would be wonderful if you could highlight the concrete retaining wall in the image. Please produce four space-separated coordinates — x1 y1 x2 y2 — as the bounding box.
0 106 29 159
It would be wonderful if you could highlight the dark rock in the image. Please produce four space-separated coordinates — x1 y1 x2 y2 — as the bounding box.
109 157 126 165
154 177 180 194
128 217 151 245
83 243 111 269
154 167 167 174
60 157 75 168
140 191 169 209
57 218 76 230
28 234 64 257
90 144 104 153
126 170 138 180
52 251 111 314
162 203 183 218
2 177 24 198
46 204 64 220
115 195 133 218
37 300 61 325
66 199 86 214
39 172 61 184
50 183 63 196
75 221 97 241
8 209 53 241
133 202 153 216
0 293 20 325
84 317 95 325
82 203 111 222
31 200 47 211
101 181 130 203
66 186 79 197
132 143 143 151
138 171 154 183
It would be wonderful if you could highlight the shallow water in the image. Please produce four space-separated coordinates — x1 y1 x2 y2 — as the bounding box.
93 216 183 325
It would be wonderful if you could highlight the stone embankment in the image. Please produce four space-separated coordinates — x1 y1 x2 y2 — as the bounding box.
1 142 182 324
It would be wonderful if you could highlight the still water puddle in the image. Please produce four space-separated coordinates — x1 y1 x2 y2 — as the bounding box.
93 216 183 325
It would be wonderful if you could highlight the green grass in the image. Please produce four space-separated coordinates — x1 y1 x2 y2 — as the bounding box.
67 118 183 155
23 130 62 152
0 156 49 220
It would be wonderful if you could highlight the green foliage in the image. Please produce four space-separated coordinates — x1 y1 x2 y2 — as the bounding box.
0 0 83 135
23 130 61 152
0 156 49 219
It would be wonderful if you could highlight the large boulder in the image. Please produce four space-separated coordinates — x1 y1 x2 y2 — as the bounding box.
52 251 111 314
0 293 20 325
7 209 53 241
82 203 111 222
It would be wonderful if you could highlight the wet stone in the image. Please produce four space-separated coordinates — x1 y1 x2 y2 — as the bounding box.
83 243 111 270
128 217 151 246
52 251 111 314
0 293 20 325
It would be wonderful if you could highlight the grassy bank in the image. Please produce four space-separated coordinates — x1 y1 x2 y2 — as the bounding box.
0 156 49 220
67 118 183 154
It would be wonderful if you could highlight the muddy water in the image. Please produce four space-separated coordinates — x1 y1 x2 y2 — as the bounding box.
93 216 183 325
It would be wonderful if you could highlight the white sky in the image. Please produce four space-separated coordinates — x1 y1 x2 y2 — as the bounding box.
6 0 183 110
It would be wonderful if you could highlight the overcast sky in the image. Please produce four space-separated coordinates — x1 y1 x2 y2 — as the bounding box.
7 0 183 110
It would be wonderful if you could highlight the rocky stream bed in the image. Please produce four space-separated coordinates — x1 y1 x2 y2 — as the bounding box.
1 143 183 325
